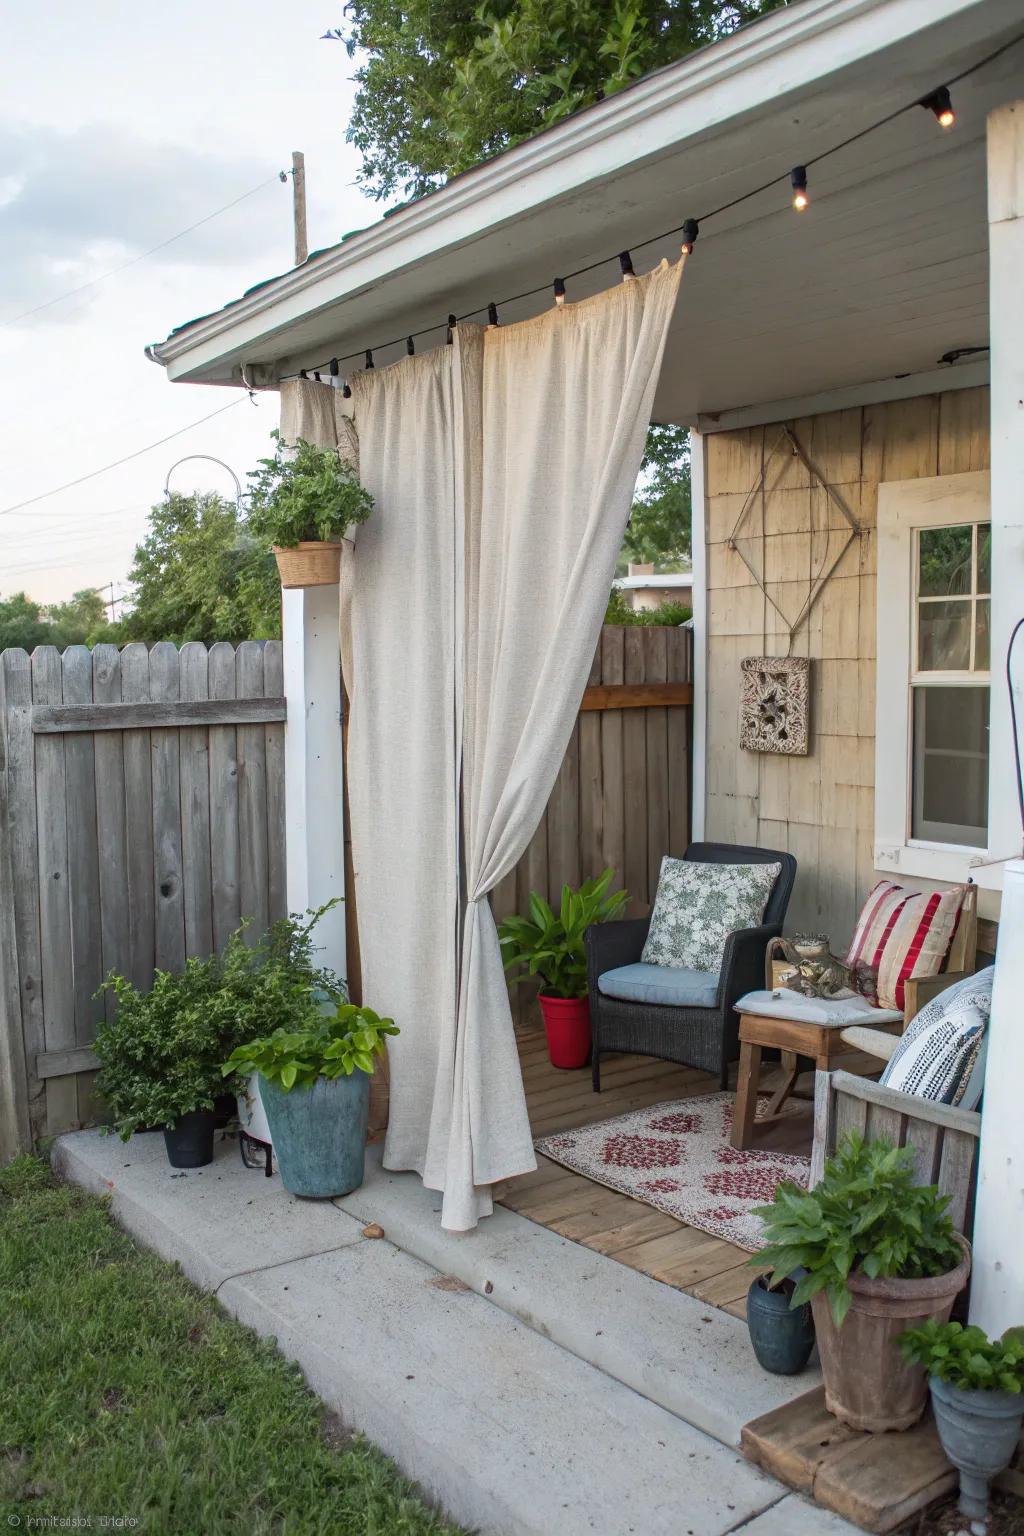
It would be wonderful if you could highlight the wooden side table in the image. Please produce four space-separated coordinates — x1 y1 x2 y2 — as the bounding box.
731 1009 902 1150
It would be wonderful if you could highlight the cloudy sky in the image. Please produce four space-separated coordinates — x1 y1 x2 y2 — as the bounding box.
1 1 379 606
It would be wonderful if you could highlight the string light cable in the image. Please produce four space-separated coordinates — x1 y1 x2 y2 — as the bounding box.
280 28 1024 384
2 170 291 330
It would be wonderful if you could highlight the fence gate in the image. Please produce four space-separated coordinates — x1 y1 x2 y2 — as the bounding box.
0 640 286 1153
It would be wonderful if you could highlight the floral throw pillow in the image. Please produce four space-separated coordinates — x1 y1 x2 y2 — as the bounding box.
641 857 782 974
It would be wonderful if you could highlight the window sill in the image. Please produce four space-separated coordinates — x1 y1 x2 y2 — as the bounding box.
873 842 1007 891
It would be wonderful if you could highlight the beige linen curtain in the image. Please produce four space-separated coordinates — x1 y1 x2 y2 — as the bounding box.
279 256 683 1229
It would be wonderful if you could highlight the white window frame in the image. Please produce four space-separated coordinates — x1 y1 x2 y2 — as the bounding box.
874 470 1005 888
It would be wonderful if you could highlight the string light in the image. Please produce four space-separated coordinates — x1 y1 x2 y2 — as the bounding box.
365 349 374 369
329 357 339 377
619 251 635 280
446 313 457 344
791 165 809 211
921 87 956 128
274 35 1024 385
406 336 416 355
342 382 352 398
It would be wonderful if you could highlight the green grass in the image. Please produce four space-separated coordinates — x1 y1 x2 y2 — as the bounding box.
0 1157 461 1535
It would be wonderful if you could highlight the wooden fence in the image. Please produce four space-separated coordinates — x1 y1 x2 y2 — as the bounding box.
0 625 691 1154
0 641 286 1153
493 623 692 1022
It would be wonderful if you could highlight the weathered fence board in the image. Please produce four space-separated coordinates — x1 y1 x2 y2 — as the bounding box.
0 642 287 1147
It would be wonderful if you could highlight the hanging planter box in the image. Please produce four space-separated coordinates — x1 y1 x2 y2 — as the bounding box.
273 540 342 588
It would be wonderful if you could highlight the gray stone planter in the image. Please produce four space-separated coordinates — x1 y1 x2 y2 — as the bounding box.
929 1375 1024 1522
258 1072 369 1198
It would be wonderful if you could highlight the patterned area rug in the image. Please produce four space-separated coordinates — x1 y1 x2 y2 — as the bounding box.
534 1093 811 1251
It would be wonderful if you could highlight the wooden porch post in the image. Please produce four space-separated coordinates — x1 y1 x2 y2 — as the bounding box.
969 100 1024 1337
282 585 347 978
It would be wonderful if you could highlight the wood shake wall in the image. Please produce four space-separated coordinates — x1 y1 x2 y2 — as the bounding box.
703 385 989 947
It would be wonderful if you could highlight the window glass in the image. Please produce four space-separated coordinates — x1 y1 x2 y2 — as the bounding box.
911 686 989 847
918 525 972 596
918 600 972 672
977 524 991 594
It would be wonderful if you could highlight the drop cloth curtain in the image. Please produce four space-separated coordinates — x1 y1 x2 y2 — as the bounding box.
280 257 683 1229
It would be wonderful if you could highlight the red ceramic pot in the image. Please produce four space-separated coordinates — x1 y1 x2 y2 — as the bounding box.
538 993 591 1069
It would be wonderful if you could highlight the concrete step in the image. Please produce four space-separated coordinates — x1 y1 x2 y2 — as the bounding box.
336 1148 820 1448
54 1130 852 1536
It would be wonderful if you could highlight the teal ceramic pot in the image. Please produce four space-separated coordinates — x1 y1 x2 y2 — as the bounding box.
258 1072 369 1198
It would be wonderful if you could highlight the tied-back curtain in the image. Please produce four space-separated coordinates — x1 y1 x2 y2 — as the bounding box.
280 257 683 1229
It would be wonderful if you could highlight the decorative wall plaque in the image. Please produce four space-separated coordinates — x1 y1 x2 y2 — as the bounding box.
740 656 810 755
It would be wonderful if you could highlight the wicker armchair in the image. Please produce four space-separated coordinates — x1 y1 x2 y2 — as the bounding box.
586 841 797 1090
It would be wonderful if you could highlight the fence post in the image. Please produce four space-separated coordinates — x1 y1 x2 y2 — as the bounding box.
282 587 347 977
0 675 31 1160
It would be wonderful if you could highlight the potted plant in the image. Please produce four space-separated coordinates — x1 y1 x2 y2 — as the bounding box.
246 430 374 588
497 870 627 1069
95 946 259 1168
754 1133 970 1432
222 1003 399 1198
900 1320 1024 1522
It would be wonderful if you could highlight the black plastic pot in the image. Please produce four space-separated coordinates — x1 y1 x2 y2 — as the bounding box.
747 1273 816 1375
164 1109 217 1169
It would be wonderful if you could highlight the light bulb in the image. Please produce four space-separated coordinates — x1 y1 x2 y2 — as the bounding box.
791 166 809 211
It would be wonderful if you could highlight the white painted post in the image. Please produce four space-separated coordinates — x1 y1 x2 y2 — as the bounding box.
969 101 1024 1338
689 427 708 840
282 583 347 980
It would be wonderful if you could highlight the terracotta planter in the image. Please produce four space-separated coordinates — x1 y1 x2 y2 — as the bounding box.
273 541 342 588
539 994 591 1070
812 1236 971 1432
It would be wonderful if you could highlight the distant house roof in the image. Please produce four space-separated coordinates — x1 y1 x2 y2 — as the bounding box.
614 573 694 591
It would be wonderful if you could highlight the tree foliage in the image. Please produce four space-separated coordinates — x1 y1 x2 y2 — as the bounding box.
621 424 691 570
117 491 281 647
335 0 785 201
0 588 116 651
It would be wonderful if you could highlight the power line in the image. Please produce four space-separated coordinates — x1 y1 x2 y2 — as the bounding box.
1 171 289 330
279 30 1024 383
0 398 252 518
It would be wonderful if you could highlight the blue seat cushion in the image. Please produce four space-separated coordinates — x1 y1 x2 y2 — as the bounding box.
597 962 720 1009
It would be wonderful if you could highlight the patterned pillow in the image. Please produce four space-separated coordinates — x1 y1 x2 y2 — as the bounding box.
641 857 781 974
845 880 964 1012
880 967 992 1109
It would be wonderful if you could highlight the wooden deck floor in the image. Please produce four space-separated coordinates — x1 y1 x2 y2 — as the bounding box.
497 1023 814 1319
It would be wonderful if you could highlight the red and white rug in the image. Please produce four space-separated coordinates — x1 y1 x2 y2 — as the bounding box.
534 1094 810 1251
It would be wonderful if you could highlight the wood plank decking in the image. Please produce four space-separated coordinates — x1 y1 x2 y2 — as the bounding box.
498 1023 814 1318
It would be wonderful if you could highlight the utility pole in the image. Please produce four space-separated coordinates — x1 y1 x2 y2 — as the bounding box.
292 151 308 267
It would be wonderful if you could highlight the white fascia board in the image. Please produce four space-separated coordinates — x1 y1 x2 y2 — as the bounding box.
155 0 992 382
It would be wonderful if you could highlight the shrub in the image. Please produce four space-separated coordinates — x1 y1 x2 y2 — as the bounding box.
94 905 347 1137
246 432 374 547
753 1133 964 1326
604 588 692 626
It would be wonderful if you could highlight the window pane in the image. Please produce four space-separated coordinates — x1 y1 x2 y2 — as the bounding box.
975 599 990 671
912 686 989 847
977 524 991 595
918 599 972 671
918 526 973 597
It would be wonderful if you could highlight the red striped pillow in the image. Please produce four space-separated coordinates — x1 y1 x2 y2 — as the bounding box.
845 880 965 1012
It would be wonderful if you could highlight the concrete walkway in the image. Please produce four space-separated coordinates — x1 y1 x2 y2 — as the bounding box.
55 1129 858 1536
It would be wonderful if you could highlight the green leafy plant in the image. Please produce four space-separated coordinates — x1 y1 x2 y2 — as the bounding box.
604 588 692 626
222 1004 399 1092
900 1320 1024 1393
497 869 628 1000
94 905 348 1138
753 1133 964 1327
246 432 375 548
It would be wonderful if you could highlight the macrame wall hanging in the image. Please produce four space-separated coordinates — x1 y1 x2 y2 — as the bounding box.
728 424 862 756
